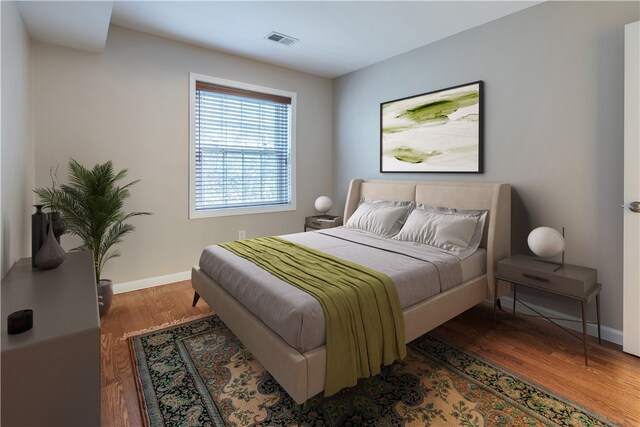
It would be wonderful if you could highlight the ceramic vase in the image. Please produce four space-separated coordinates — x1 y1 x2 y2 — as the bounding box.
31 205 47 267
35 214 65 270
49 211 67 243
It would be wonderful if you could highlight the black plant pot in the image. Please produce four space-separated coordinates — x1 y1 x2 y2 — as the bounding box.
98 279 113 317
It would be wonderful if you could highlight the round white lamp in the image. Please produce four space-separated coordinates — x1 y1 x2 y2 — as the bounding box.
314 196 332 216
528 226 565 271
528 227 565 258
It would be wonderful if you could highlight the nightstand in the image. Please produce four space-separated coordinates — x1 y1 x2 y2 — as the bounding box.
493 254 601 365
304 215 343 231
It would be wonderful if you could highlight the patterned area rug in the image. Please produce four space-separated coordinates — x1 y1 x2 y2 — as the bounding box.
129 315 618 427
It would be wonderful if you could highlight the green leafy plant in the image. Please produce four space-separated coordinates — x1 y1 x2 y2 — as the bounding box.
35 159 150 282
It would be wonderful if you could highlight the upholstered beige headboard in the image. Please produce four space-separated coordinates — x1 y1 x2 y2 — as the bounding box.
343 179 511 300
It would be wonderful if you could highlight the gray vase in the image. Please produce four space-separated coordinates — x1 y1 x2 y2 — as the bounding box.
35 214 65 270
31 204 46 267
49 211 67 243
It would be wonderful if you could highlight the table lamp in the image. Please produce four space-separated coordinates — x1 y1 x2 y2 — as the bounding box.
528 226 565 271
314 196 333 218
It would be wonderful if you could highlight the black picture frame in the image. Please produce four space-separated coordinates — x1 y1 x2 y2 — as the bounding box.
380 80 483 173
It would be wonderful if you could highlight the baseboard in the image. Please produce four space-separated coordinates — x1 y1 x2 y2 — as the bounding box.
112 275 624 345
500 296 623 346
113 270 191 294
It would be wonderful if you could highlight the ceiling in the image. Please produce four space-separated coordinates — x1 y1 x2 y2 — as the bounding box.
18 1 541 78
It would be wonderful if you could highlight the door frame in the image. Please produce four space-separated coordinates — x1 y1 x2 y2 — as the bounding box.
623 21 640 356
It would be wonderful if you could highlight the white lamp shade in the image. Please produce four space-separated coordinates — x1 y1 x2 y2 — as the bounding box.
314 196 332 213
527 227 565 258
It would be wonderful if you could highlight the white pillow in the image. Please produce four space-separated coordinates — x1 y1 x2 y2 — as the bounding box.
394 204 487 258
345 199 415 238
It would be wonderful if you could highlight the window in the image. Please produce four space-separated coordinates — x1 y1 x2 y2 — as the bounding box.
189 73 296 218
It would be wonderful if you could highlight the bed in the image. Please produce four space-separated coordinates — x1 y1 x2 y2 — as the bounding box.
191 179 511 404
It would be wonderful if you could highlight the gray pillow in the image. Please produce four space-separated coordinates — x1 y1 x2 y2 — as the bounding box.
345 198 415 238
393 204 487 258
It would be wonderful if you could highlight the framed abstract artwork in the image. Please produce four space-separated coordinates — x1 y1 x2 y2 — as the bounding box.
380 81 483 173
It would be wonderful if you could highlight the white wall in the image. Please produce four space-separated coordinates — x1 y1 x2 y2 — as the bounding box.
332 1 639 332
32 25 332 285
1 1 34 278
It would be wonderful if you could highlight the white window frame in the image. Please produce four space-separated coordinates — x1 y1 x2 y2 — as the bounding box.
189 73 297 219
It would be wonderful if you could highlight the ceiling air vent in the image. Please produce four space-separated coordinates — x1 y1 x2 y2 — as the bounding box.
265 31 299 46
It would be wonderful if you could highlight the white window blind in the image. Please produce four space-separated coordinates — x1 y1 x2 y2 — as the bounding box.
193 80 293 214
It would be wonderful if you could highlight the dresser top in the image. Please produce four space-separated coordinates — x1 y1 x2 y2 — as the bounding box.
1 251 99 351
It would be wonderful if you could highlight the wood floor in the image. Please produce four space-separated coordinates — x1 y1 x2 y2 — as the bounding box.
101 281 640 426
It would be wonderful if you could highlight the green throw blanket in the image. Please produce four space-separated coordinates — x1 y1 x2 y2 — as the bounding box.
220 237 406 397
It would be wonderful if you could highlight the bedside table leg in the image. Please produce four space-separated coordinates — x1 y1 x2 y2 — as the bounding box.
512 284 517 316
596 293 602 345
581 301 588 366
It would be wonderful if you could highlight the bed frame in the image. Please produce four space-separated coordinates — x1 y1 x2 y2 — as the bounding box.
191 179 511 404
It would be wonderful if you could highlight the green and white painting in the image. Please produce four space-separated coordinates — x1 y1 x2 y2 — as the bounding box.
380 81 483 173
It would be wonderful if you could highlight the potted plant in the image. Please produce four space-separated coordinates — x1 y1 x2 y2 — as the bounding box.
35 159 150 316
